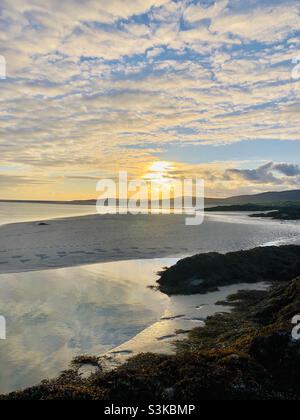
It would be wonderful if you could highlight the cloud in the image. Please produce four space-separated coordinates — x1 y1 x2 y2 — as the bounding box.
184 0 229 23
225 163 277 183
225 162 300 184
0 0 299 199
273 163 300 177
210 1 300 43
0 173 54 187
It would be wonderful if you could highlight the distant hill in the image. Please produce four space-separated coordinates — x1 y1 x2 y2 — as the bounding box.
215 189 300 205
1 189 300 207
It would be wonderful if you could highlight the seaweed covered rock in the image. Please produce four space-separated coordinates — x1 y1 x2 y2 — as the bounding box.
172 351 277 400
1 351 280 401
248 330 300 395
3 384 105 400
250 278 300 325
157 246 300 295
249 332 291 366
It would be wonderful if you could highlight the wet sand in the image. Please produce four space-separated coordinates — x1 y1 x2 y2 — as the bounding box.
103 282 269 368
0 213 299 274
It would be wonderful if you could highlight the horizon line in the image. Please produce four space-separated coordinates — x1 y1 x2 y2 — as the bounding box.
0 188 299 205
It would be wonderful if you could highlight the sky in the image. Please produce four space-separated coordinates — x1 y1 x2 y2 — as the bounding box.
0 0 300 200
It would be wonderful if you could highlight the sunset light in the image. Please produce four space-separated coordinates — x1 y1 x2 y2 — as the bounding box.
0 0 299 402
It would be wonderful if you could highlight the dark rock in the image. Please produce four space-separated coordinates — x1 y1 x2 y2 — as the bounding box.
249 332 290 366
157 245 300 295
250 208 300 221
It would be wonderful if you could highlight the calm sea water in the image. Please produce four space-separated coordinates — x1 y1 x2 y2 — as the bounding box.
0 202 97 226
0 202 198 226
0 259 171 394
0 202 299 393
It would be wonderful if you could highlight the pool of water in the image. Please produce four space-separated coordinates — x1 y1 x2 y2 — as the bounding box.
0 259 172 394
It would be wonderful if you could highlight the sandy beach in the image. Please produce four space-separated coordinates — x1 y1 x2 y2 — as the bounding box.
0 212 299 275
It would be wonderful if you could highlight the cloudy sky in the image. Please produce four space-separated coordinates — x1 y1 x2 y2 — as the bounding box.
0 0 300 200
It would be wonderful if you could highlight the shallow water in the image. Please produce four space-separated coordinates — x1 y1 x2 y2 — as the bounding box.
0 257 271 394
0 202 97 226
0 259 171 394
107 282 269 359
0 201 201 226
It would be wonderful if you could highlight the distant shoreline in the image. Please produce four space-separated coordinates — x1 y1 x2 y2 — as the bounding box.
207 203 300 221
0 199 96 206
1 188 300 208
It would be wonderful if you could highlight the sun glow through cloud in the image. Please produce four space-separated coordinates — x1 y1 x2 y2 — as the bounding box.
149 161 173 173
143 161 176 191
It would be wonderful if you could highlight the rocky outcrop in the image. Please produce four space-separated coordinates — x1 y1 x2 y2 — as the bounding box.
250 208 300 220
157 246 300 295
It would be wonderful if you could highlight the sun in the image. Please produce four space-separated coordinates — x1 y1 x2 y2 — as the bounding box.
149 161 172 173
146 161 174 182
144 161 175 191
